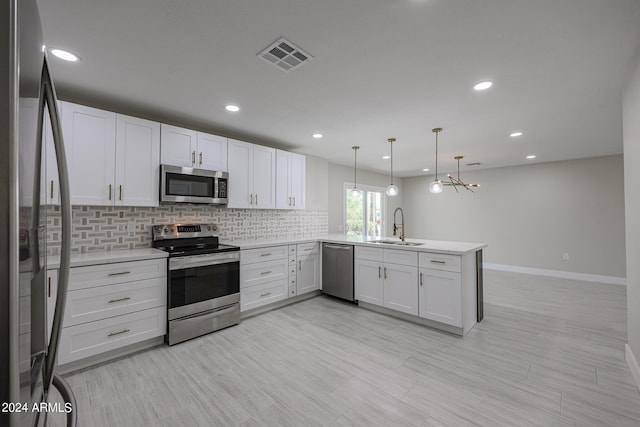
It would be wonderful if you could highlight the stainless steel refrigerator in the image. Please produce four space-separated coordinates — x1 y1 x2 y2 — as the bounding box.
1 0 76 425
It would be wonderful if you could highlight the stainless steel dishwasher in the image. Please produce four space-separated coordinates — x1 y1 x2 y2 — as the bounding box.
322 243 355 301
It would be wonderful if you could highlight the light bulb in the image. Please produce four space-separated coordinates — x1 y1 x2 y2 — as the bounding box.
350 188 362 198
429 180 444 194
385 184 398 197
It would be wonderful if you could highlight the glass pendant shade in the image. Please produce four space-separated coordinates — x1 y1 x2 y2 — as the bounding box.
429 179 444 194
386 184 398 197
350 188 362 198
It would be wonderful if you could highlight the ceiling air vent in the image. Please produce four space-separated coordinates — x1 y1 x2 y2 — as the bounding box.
466 162 481 166
258 37 313 73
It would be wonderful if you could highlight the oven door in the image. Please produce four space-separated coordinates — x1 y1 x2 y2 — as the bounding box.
168 252 240 320
160 164 228 204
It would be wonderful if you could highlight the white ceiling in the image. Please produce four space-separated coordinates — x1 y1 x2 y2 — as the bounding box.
37 0 640 177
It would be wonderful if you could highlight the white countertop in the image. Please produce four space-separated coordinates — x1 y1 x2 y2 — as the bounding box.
227 234 486 255
46 248 168 269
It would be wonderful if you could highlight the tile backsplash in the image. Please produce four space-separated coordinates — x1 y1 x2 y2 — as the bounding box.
46 205 329 255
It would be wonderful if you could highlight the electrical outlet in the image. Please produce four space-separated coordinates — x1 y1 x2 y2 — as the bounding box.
562 252 570 261
127 220 136 234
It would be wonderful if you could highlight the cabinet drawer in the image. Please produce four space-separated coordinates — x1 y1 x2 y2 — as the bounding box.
384 249 418 267
240 279 288 311
242 245 288 264
69 259 166 291
241 259 287 288
58 306 166 365
64 277 166 327
419 252 461 273
297 242 319 255
354 246 384 262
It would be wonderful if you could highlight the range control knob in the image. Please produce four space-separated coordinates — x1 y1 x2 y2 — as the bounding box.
164 227 169 233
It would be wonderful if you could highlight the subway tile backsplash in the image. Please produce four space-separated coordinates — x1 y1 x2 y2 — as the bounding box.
46 205 328 255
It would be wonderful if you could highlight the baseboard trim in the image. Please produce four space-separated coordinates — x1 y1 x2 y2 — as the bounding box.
483 263 626 286
626 344 640 392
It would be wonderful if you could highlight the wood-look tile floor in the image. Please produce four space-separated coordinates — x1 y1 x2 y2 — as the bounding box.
48 271 640 426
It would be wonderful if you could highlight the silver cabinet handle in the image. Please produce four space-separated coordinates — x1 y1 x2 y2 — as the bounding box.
109 184 112 200
199 152 203 166
293 196 295 206
119 185 123 201
299 260 302 271
48 277 51 298
108 271 131 277
260 271 272 275
288 196 291 206
384 267 387 279
108 297 131 304
260 292 272 297
430 260 446 264
50 180 54 199
108 328 130 337
255 194 258 205
260 252 272 257
192 151 196 165
420 272 424 286
378 266 381 278
304 248 312 252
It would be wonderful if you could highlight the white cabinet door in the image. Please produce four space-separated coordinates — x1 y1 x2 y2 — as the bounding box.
276 151 306 210
384 263 418 316
275 150 290 209
227 139 252 208
197 132 228 171
160 124 197 167
297 252 319 295
62 102 116 206
419 268 462 327
115 114 160 207
252 145 276 209
289 152 305 210
355 259 383 306
46 269 58 345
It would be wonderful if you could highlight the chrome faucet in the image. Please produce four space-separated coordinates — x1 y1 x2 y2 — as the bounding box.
393 207 405 241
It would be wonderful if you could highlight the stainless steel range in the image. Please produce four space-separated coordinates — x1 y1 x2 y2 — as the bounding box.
152 223 240 345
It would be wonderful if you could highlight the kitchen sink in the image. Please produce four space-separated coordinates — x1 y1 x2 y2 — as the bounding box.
366 240 423 246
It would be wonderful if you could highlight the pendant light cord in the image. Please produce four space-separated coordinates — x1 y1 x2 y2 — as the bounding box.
390 141 394 185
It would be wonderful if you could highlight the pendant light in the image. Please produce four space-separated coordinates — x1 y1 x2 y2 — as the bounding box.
444 156 480 192
351 146 362 198
385 138 398 197
428 128 444 194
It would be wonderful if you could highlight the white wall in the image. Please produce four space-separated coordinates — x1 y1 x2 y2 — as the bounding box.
327 163 403 237
623 50 640 382
403 155 626 278
304 155 329 211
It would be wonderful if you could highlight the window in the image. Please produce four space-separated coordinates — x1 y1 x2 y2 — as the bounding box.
344 183 386 237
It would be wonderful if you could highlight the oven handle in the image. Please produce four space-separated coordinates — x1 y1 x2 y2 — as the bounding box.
169 253 240 271
173 303 239 321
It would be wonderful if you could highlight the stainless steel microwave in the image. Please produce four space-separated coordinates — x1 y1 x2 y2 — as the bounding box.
160 164 228 205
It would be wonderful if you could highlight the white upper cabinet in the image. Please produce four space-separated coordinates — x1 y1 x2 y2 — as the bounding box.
276 150 306 210
115 114 160 207
160 124 228 171
197 132 228 171
227 139 276 209
62 102 116 206
160 124 197 168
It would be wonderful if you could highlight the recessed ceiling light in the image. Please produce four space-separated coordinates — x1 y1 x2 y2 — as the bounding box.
526 155 536 159
422 168 430 172
312 133 323 139
473 81 493 91
510 132 523 137
50 49 79 62
382 155 391 160
225 105 240 112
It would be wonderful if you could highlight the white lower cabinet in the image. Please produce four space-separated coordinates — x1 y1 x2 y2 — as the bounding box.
296 242 319 295
419 269 462 327
241 246 289 311
58 258 167 365
355 247 418 316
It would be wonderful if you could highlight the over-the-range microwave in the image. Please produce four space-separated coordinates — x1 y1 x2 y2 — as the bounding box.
160 164 228 205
